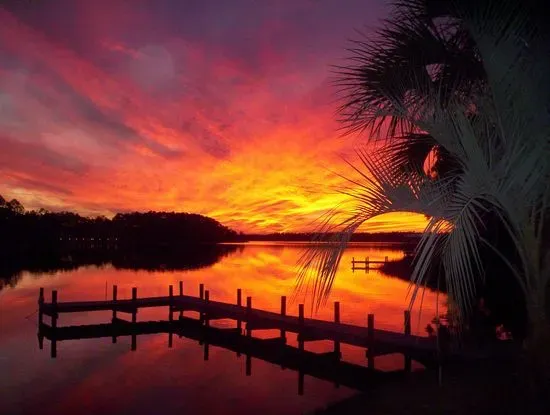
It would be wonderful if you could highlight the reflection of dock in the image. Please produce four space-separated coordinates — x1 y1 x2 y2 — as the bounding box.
38 317 410 394
351 256 389 272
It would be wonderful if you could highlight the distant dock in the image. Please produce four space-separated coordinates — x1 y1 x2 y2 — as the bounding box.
351 256 390 272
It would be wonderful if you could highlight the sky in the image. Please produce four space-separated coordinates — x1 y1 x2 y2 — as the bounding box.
0 0 428 233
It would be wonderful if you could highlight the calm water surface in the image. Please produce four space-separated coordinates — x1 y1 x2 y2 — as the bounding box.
0 242 444 415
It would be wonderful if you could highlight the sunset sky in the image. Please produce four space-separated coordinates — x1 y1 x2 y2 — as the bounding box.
0 0 428 233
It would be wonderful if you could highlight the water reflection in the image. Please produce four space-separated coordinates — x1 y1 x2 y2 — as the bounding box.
38 316 408 394
0 244 241 291
0 242 445 415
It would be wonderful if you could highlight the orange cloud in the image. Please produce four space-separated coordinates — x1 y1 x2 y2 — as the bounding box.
0 6 428 233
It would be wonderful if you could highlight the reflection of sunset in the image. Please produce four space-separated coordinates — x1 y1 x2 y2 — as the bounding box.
2 244 444 337
0 243 445 413
0 6 428 233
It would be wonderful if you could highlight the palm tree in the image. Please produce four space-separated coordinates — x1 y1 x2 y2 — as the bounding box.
299 0 550 383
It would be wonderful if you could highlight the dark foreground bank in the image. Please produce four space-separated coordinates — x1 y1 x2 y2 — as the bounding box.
313 358 549 415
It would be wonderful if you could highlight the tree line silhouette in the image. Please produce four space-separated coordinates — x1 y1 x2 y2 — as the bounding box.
0 194 239 254
0 194 243 290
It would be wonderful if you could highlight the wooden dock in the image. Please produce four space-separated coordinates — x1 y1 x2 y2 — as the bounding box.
37 284 503 373
351 256 389 272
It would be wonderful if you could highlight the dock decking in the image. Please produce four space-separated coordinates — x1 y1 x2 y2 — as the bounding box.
38 283 504 374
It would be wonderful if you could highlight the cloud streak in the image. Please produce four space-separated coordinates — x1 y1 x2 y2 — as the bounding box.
0 1 428 232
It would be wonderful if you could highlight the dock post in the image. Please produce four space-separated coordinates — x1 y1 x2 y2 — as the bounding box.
237 289 242 333
333 301 340 357
131 287 137 351
365 257 369 273
333 302 341 387
404 310 412 372
168 285 174 348
385 256 388 263
236 289 242 357
112 284 118 343
178 281 183 319
38 288 44 327
246 296 252 337
112 285 118 321
280 296 287 340
204 290 210 327
131 287 137 323
51 290 58 329
199 284 205 324
298 370 304 396
169 285 174 322
298 304 304 351
367 313 375 369
51 290 58 358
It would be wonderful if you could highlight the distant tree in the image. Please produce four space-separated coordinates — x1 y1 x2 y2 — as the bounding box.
6 199 24 214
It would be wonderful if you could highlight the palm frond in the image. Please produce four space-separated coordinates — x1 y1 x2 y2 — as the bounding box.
303 0 550 337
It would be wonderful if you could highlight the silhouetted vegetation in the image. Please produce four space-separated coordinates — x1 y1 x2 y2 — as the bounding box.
380 249 528 342
0 195 238 252
0 195 241 290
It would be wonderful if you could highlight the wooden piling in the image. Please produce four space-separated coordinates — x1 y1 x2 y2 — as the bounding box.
131 287 137 324
204 290 210 327
199 284 205 324
404 310 411 372
246 296 252 337
334 302 341 356
298 304 304 351
280 296 287 339
38 288 44 327
237 289 242 333
367 313 374 369
168 331 173 348
169 285 174 322
178 281 183 319
131 287 137 351
51 290 58 329
385 256 388 263
112 285 118 321
236 289 242 355
50 290 58 358
112 285 118 343
365 257 369 273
